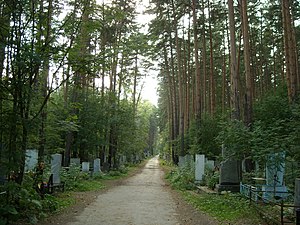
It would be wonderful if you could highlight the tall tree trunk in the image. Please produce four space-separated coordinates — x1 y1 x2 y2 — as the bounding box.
192 0 201 119
163 44 175 162
171 0 185 156
0 2 11 157
228 0 240 120
201 0 207 115
133 54 138 115
208 0 216 116
241 0 253 126
65 0 91 166
38 0 52 163
282 0 298 103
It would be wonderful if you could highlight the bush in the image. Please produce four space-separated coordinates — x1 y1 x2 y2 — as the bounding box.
203 166 219 190
166 165 195 191
0 179 53 225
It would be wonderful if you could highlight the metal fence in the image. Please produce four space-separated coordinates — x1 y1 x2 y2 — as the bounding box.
240 183 300 225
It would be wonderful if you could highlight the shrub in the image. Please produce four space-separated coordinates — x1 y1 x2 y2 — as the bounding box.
166 165 195 191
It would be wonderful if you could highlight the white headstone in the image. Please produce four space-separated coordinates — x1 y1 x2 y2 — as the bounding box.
82 162 90 172
70 158 80 166
195 154 205 182
24 149 38 172
93 158 101 173
51 154 62 184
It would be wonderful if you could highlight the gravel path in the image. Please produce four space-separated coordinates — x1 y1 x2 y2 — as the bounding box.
62 156 217 225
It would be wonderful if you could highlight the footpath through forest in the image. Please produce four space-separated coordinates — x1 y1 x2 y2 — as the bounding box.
47 156 217 225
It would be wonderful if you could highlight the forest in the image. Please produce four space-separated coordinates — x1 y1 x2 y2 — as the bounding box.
0 0 300 223
153 0 300 175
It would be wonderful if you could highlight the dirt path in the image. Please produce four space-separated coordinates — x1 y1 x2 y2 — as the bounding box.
44 156 217 225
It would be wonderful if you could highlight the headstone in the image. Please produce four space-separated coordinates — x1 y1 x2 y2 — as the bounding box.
262 152 287 201
266 152 285 186
195 154 205 182
184 155 193 167
294 178 300 209
217 145 241 192
24 149 38 172
51 154 62 184
178 156 185 168
70 158 80 166
206 160 215 170
82 162 90 172
93 158 101 173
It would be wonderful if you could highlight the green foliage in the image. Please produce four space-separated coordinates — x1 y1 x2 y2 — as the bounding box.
183 192 264 224
0 180 52 225
216 119 251 160
166 165 195 191
251 93 299 163
189 115 221 157
202 166 219 190
60 164 88 191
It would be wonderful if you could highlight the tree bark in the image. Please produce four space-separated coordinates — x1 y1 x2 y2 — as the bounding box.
241 0 253 126
192 0 201 119
228 0 240 120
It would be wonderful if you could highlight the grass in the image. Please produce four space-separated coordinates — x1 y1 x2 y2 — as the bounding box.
182 191 265 224
160 159 266 224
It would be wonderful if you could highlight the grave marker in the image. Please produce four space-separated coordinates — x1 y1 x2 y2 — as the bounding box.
25 149 38 172
51 154 62 184
217 145 241 192
82 162 90 172
70 158 80 166
93 158 101 173
195 154 205 182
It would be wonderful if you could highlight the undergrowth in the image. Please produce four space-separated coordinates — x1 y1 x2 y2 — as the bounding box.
183 191 264 224
0 163 135 225
162 160 266 224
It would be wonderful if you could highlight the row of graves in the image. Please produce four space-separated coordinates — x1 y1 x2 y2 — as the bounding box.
22 150 143 195
177 151 300 223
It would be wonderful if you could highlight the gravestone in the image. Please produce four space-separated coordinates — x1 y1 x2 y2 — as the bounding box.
51 154 62 184
294 178 300 209
93 158 101 173
184 155 193 167
262 152 288 201
195 154 205 182
217 145 241 192
24 149 38 172
266 152 285 186
70 158 80 166
82 162 90 172
178 156 185 168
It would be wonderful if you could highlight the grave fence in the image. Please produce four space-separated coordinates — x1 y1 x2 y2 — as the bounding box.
240 183 299 225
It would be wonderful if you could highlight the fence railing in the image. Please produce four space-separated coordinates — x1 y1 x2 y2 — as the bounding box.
240 183 300 225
